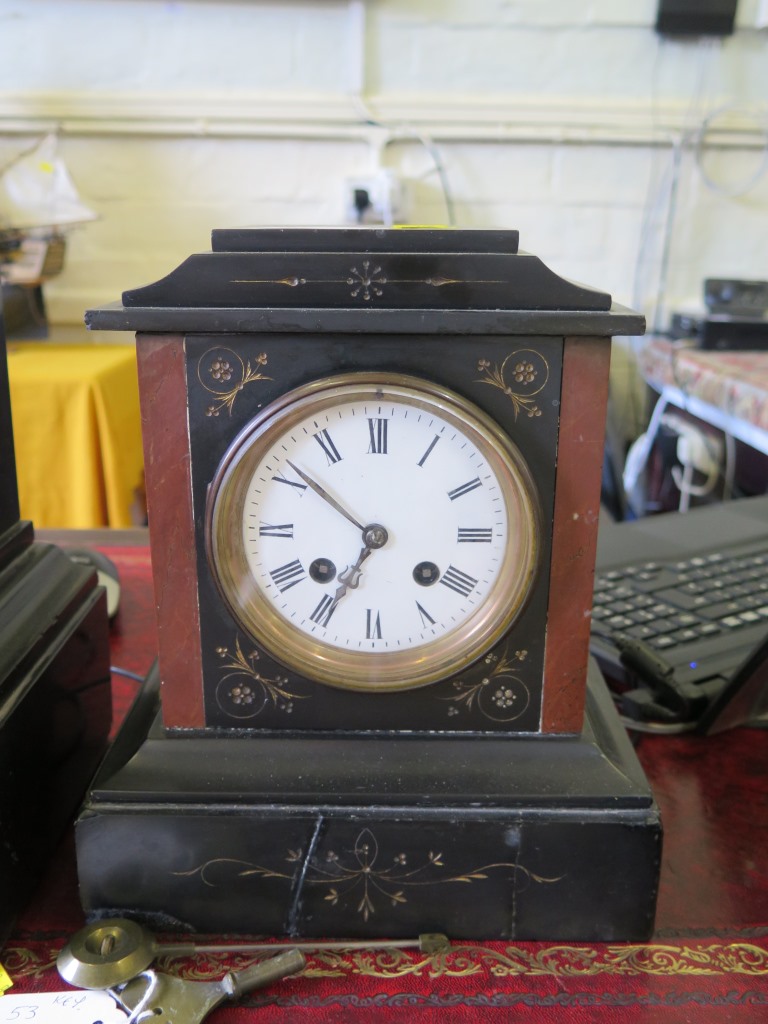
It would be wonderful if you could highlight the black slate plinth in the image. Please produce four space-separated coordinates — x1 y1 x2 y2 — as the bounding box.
75 660 661 941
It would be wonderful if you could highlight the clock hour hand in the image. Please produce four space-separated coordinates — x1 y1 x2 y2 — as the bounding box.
285 460 366 534
328 520 389 612
335 544 373 600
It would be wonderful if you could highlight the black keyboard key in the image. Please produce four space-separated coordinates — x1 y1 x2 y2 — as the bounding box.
698 623 721 636
738 610 762 624
669 628 700 645
629 569 683 593
655 588 710 611
651 635 676 650
626 624 659 640
700 600 743 620
670 612 699 628
630 609 657 624
607 615 634 629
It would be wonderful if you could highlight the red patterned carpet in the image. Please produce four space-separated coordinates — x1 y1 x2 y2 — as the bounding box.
3 544 768 1021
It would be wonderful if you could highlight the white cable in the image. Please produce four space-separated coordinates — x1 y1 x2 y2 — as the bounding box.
344 0 455 226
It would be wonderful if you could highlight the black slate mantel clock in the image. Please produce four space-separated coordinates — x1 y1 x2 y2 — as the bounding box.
78 227 661 941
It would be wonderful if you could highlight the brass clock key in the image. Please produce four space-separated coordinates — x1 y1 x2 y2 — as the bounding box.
112 950 306 1024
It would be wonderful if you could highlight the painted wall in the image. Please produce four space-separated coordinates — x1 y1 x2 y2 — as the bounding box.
1 0 767 432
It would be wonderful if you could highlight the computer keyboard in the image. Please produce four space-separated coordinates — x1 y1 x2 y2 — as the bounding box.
591 539 768 727
593 543 768 656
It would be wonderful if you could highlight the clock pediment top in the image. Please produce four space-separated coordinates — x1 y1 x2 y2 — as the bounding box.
87 227 647 335
85 228 643 337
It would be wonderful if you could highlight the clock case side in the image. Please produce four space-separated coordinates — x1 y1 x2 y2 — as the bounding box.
134 335 205 729
542 335 613 733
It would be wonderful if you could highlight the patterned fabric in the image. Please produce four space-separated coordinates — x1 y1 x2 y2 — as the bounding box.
640 337 768 433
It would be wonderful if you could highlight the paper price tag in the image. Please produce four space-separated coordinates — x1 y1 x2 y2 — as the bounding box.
0 990 126 1023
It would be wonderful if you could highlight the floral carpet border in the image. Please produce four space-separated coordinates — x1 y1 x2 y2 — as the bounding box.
5 939 768 985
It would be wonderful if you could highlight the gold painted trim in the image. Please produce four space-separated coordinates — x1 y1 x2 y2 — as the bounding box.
214 636 308 719
476 349 550 420
230 262 505 303
197 346 271 417
443 646 531 722
175 826 560 924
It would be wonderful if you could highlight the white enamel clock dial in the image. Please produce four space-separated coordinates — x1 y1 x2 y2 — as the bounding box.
207 373 540 691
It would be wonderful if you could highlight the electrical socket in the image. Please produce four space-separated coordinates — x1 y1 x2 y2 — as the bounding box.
344 170 406 225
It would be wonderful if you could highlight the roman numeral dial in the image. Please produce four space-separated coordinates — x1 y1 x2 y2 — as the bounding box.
207 374 540 692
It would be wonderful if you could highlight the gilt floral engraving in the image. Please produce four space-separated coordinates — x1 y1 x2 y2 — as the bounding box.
444 648 531 723
476 349 550 420
214 636 306 719
175 826 560 922
197 347 271 417
347 260 387 301
231 260 504 304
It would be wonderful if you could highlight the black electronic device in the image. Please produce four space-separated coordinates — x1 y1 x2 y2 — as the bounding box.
591 495 768 731
669 278 768 351
699 316 768 351
655 0 738 36
669 312 768 351
704 278 768 317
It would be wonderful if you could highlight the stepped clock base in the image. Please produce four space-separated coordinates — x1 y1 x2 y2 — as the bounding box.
0 524 111 945
75 660 661 940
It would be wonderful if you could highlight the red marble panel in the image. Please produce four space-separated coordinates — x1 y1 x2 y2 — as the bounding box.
541 336 611 733
136 333 205 729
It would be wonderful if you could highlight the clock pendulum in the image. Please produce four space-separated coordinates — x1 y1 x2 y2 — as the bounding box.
77 228 661 940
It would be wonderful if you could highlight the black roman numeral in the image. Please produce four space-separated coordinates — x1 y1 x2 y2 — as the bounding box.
417 434 440 467
259 522 294 538
366 609 383 639
313 428 342 465
310 594 336 627
269 559 306 593
447 478 481 501
440 565 478 597
367 417 388 454
457 527 493 543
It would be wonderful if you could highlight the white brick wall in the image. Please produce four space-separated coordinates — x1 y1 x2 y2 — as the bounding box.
1 0 767 433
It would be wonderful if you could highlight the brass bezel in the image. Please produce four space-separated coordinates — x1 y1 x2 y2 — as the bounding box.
206 372 541 692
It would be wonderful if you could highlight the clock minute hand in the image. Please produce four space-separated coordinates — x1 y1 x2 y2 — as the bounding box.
286 460 366 533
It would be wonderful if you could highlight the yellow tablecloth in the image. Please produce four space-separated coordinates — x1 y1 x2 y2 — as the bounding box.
7 343 144 529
